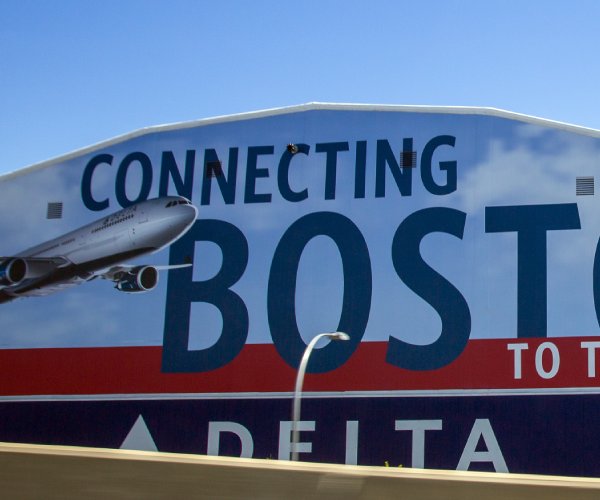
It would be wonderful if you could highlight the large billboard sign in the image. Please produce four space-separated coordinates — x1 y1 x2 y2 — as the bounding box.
2 104 600 476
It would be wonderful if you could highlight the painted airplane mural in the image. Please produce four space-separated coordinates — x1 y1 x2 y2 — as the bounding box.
0 196 197 302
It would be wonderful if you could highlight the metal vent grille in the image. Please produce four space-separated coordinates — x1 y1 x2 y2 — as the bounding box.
576 177 594 196
401 151 417 168
205 160 223 178
47 202 63 219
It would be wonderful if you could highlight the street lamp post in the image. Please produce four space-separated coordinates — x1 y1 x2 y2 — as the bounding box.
291 331 350 461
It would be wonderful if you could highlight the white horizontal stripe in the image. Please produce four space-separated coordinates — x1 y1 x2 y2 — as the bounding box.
4 387 600 403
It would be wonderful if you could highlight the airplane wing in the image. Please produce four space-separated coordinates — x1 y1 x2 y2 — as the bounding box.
100 262 192 293
101 262 192 281
0 254 192 300
0 258 192 302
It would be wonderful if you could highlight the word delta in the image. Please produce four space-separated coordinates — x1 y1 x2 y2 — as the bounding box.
205 418 507 472
80 135 457 210
163 203 591 373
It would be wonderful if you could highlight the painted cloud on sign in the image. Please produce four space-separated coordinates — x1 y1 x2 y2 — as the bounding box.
0 165 83 253
456 124 600 339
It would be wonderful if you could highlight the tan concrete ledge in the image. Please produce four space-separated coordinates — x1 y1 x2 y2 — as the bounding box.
1 442 600 499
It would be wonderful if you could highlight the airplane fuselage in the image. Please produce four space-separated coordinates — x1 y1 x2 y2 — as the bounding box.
0 196 197 300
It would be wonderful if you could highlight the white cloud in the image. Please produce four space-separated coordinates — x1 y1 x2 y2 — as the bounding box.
0 163 85 253
457 125 600 266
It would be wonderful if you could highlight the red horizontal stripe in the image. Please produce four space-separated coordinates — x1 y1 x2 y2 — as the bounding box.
0 337 598 396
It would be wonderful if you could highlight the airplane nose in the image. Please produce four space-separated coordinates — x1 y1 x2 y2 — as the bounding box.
132 199 198 251
186 203 198 222
173 203 197 230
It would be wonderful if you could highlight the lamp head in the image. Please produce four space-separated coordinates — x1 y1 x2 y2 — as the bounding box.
328 331 350 341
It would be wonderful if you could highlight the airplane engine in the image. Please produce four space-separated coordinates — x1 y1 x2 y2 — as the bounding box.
0 258 27 286
115 266 159 293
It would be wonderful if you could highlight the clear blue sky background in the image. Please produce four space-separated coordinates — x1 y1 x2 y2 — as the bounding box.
2 0 600 175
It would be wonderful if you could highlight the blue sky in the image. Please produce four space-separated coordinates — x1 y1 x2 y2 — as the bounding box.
2 0 600 175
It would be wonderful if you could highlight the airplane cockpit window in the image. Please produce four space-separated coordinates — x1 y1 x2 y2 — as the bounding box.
166 199 192 208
